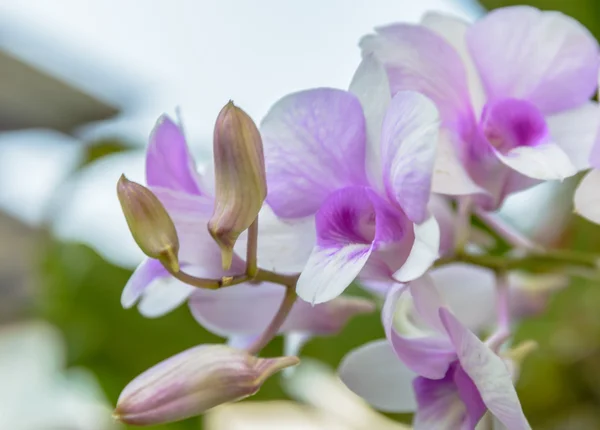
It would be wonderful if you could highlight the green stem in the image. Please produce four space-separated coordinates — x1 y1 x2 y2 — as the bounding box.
435 248 600 274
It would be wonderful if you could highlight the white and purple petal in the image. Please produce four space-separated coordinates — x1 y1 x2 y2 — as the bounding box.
413 362 486 430
480 98 576 180
121 258 169 309
261 88 368 219
296 186 408 304
439 308 531 429
382 284 455 379
466 6 600 115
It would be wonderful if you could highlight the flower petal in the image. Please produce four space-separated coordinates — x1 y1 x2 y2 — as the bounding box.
261 88 367 218
421 12 487 118
381 91 440 223
431 264 496 334
494 143 577 181
439 308 531 429
296 186 406 304
382 284 455 379
137 277 196 318
121 258 168 308
574 169 600 224
409 275 446 334
466 6 600 114
349 54 391 191
480 98 550 154
360 24 474 130
393 216 440 282
479 98 577 180
413 362 485 430
546 102 600 170
234 204 316 274
296 244 372 305
189 283 375 337
432 130 488 197
146 115 204 195
338 339 417 413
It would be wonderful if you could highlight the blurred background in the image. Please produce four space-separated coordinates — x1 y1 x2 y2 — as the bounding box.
1 0 599 429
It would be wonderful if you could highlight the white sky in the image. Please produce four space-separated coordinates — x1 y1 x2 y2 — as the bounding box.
0 0 482 268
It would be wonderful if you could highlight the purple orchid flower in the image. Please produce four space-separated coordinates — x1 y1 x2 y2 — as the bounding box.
261 59 442 304
121 115 375 352
361 6 600 209
339 267 531 429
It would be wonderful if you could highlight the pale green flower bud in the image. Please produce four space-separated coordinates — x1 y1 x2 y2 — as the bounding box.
208 101 267 270
114 344 299 426
117 174 180 272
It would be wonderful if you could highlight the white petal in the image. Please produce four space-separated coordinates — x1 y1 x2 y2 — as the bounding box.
393 216 439 282
137 277 195 318
338 340 417 413
432 131 487 196
546 102 600 170
574 169 600 224
297 244 373 304
495 143 577 180
234 204 316 274
431 264 496 334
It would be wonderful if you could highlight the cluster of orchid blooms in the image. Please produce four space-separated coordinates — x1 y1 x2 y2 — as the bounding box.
112 6 600 430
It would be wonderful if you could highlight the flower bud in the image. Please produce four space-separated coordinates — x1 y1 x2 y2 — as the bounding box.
208 101 267 269
114 344 299 426
117 174 180 272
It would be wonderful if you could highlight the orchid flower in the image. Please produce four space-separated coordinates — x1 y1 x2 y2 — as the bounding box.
339 267 533 429
574 71 600 223
121 115 374 353
360 6 600 210
261 64 442 304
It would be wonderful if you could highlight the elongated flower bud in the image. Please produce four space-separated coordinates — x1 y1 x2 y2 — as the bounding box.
208 101 267 269
114 344 299 426
117 175 180 272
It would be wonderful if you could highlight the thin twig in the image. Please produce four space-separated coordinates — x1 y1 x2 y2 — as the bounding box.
454 196 472 252
486 271 511 352
246 218 259 278
247 285 298 355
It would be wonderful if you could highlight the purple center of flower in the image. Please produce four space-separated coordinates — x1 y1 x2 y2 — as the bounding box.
480 98 549 154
